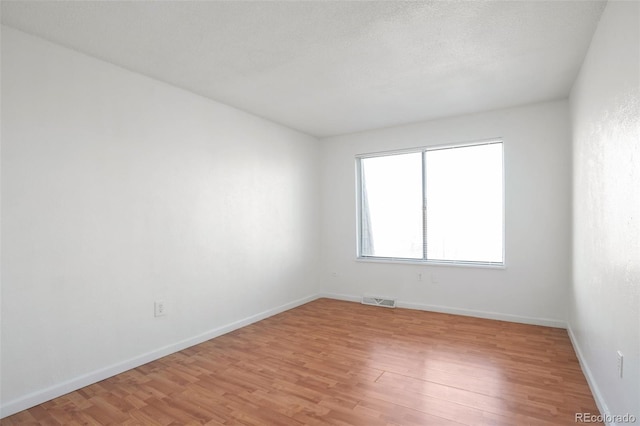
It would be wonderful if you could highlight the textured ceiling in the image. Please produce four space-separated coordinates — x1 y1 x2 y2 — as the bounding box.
1 1 606 137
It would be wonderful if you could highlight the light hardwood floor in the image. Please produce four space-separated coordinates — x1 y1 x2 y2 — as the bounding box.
3 298 601 425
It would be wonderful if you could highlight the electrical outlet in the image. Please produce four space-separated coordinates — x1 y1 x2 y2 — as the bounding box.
417 273 423 281
154 301 166 317
617 351 624 378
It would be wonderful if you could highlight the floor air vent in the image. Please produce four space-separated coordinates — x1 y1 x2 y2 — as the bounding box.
361 296 396 308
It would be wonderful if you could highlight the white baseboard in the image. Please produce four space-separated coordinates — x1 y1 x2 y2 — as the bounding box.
0 293 317 419
318 292 361 303
319 292 567 328
566 325 613 425
398 300 567 328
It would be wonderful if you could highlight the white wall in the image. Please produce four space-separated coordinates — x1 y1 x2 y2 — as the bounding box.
569 0 639 420
319 100 572 326
0 26 320 415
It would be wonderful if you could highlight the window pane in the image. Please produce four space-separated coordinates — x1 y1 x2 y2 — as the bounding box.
360 152 423 259
425 143 503 263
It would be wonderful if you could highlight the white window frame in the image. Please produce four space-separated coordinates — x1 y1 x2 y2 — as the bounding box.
355 138 505 268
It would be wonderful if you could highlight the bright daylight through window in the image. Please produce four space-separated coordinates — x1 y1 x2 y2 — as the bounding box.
357 141 504 266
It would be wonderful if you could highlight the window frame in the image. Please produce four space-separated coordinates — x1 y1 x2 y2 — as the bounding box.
355 138 505 268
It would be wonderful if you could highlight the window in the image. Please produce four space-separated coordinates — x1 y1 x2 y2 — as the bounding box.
357 140 504 266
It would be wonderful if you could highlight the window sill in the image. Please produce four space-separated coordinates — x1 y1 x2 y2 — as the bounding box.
356 257 506 269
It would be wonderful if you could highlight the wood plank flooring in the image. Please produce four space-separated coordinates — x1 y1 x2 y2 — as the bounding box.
2 298 601 425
